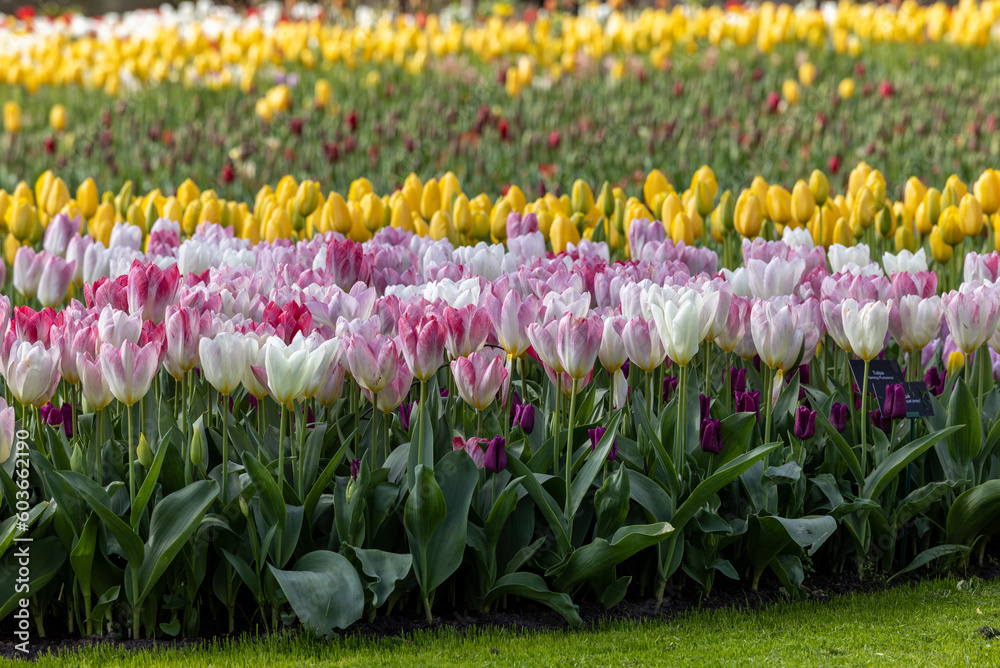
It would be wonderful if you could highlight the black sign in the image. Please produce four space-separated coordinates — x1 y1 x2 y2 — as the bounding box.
901 381 934 417
849 359 904 411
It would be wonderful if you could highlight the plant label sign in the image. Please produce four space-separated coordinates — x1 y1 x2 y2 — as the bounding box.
849 359 903 411
901 381 934 417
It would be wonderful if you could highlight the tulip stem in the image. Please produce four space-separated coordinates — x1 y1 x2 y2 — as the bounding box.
979 344 987 417
860 359 870 475
417 381 427 467
127 403 135 508
278 406 287 497
297 400 307 497
519 358 527 405
565 379 578 517
763 366 772 445
704 346 711 398
222 393 229 505
372 393 379 470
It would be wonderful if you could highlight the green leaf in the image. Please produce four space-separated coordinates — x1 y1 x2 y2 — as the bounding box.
553 522 673 590
304 441 350 523
569 410 623 518
507 458 571 554
350 547 412 607
223 550 261 601
863 426 961 499
748 516 837 588
485 476 525 546
136 480 219 603
404 465 446 595
130 427 175 529
69 514 99 599
60 472 144 567
0 536 67 618
888 545 971 582
407 386 436 490
485 573 582 627
815 398 864 484
88 586 120 627
946 379 982 467
947 480 1000 545
244 453 286 528
268 550 364 637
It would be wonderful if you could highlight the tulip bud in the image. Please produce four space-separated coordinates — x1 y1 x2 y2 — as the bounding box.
490 199 511 243
389 197 414 233
190 429 204 467
749 176 769 208
832 216 853 246
182 200 202 236
791 180 815 225
718 190 735 232
670 212 694 245
866 170 886 205
45 178 70 218
946 350 965 377
945 174 968 201
4 235 18 266
421 178 441 219
958 194 984 237
176 178 199 210
127 200 147 234
571 179 594 215
294 180 320 218
766 185 792 224
877 205 895 238
792 406 817 440
550 214 580 253
239 494 249 518
49 104 67 132
830 403 848 433
975 169 1000 215
452 194 472 235
941 184 959 211
808 169 829 206
360 192 384 233
734 191 763 238
10 200 36 241
693 180 713 218
505 184 526 215
314 78 332 108
612 198 626 237
929 226 952 263
428 210 451 241
894 223 916 253
137 433 153 469
3 101 21 134
600 181 616 219
276 175 298 206
643 170 669 211
854 186 875 228
659 191 683 231
70 444 85 475
904 177 926 217
938 206 963 245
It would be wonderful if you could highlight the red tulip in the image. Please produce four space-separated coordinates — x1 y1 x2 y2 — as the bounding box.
127 260 180 323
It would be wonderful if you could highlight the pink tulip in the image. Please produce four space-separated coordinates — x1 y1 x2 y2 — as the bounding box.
322 238 367 289
398 313 446 382
889 295 943 353
443 304 491 359
364 361 413 413
890 271 938 300
451 351 509 411
315 363 346 407
0 397 13 464
43 213 82 258
489 289 541 359
622 317 666 373
556 313 603 381
943 284 1000 355
346 334 399 393
750 300 805 372
37 254 75 308
85 275 129 312
127 260 180 323
163 306 211 380
100 340 160 406
820 299 853 353
77 352 114 411
3 339 61 408
51 322 98 385
964 252 1000 284
14 306 59 346
526 320 562 373
598 316 627 373
715 295 751 354
13 246 44 299
452 436 486 469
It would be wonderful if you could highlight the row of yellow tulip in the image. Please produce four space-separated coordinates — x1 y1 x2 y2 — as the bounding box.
2 162 1000 265
1 1 998 95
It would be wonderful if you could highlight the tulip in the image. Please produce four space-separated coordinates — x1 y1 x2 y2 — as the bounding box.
975 169 1000 215
365 362 412 415
622 317 665 373
793 406 817 440
556 313 602 381
942 284 1000 356
662 375 679 403
37 254 75 308
526 320 562 373
830 402 848 433
443 304 491 359
588 426 618 462
888 295 943 357
43 213 81 258
100 341 158 407
842 299 889 363
451 351 508 413
13 246 44 300
346 333 399 395
163 306 209 380
398 313 446 382
883 383 907 420
649 287 716 367
513 402 535 434
491 290 540 359
883 248 928 275
484 436 507 473
745 257 805 299
735 391 761 419
452 436 486 469
3 340 61 409
199 333 246 396
0 398 14 465
77 352 114 412
750 301 805 372
699 418 723 454
127 260 180 323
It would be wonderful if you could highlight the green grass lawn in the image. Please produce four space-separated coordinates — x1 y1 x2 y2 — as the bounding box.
11 576 1000 667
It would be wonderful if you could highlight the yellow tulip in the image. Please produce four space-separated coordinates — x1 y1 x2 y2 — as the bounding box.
838 78 855 99
895 223 916 253
45 178 70 218
947 350 965 377
808 170 829 206
421 178 441 219
176 178 200 210
571 179 594 215
490 199 511 243
162 197 183 224
832 216 853 246
854 186 875 228
670 212 694 246
749 176 769 208
76 178 98 219
505 184 526 214
452 194 472 235
10 200 36 241
3 101 21 134
938 206 963 245
975 169 1000 215
798 62 816 86
693 180 713 218
941 184 959 211
717 190 735 232
294 180 320 218
550 214 580 253
644 169 670 211
182 200 202 236
198 198 221 226
903 177 926 217
791 180 815 226
347 177 373 204
734 191 763 238
360 192 384 232
440 172 462 212
326 193 353 235
314 78 332 108
692 165 718 201
959 194 984 237
49 104 67 132
766 185 792 224
929 227 953 264
781 79 799 105
4 235 20 266
945 174 968 202
660 192 684 233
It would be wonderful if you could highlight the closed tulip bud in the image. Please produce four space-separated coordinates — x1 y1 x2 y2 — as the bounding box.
693 166 719 201
161 197 182 224
505 184 526 214
718 190 735 231
832 216 853 246
491 199 511 242
69 443 85 474
670 212 694 245
137 433 153 469
176 178 199 210
45 178 69 218
904 177 926 217
809 169 829 206
765 185 792 224
854 186 875 228
550 214 581 253
734 191 763 238
326 192 353 235
10 200 36 241
4 235 18 266
571 179 594 215
975 169 1000 215
830 403 848 433
941 184 959 211
793 406 817 440
14 181 33 204
612 198 626 236
781 79 799 104
929 226 952 263
644 170 670 211
182 200 202 236
939 206 963 245
922 188 941 226
600 181 616 218
3 101 21 133
390 198 414 232
945 174 968 202
959 194 983 236
866 170 886 205
421 177 441 219
451 194 472 234
710 208 725 243
239 494 249 518
877 206 895 238
294 180 319 218
144 197 159 229
947 350 965 377
895 223 916 253
360 192 384 232
49 104 67 132
791 180 815 225
749 176 769 207
429 210 451 241
693 180 713 217
314 78 332 107
127 200 147 234
190 429 204 467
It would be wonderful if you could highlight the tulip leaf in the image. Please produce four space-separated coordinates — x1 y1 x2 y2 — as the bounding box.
946 480 1000 545
485 573 582 627
222 550 261 601
632 390 679 493
888 545 971 582
862 426 960 500
569 410 623 518
130 426 175 529
628 470 673 523
815 399 864 484
553 522 673 590
268 550 364 637
485 476 526 546
407 393 436 490
304 440 350 524
893 479 969 529
404 464 447 596
506 458 571 555
243 453 286 528
748 515 837 588
60 471 144 567
69 514 99 602
137 480 218 603
348 546 412 608
946 379 982 467
0 536 67 619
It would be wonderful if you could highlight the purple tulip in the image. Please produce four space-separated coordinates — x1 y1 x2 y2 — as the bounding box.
830 402 848 433
484 436 507 473
60 403 74 438
248 395 259 412
700 418 723 454
439 387 450 398
729 367 747 395
852 382 862 411
870 408 892 433
884 383 907 420
399 401 413 431
41 402 63 426
588 426 617 461
735 390 761 419
349 458 362 480
514 403 535 434
509 390 522 421
793 406 817 440
620 358 631 379
699 394 710 423
662 375 678 403
924 367 944 396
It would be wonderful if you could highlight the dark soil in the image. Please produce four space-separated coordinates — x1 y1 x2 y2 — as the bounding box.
5 559 1000 662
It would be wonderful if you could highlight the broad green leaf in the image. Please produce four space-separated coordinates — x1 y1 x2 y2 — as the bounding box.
404 464 447 595
507 458 571 554
222 549 261 600
553 522 673 590
268 550 364 636
946 379 982 467
69 514 99 600
88 586 120 626
407 388 436 490
60 471 144 567
569 410 623 518
130 426 175 529
816 399 864 484
137 480 219 603
0 536 67 618
748 515 837 588
485 573 582 627
863 426 961 499
350 547 412 607
889 545 971 582
243 453 286 528
304 440 350 523
485 476 525 545
947 480 1000 545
